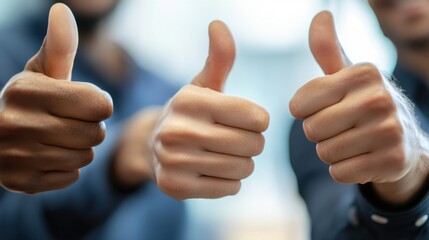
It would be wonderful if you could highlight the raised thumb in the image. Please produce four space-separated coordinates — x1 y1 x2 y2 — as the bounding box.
191 20 236 92
309 11 352 75
25 3 78 80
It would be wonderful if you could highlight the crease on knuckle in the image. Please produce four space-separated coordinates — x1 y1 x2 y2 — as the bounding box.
0 110 36 135
2 80 35 105
157 146 189 168
159 119 205 146
377 118 403 142
361 90 395 113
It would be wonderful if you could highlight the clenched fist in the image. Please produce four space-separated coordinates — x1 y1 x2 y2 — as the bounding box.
0 4 113 194
290 12 429 205
151 21 270 200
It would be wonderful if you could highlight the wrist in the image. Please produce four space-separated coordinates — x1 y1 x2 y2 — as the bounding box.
371 149 429 208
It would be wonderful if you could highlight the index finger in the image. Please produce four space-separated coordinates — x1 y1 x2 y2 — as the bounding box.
210 92 270 133
13 72 113 121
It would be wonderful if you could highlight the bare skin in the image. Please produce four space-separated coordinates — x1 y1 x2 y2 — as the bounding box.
115 21 270 199
290 11 429 206
0 4 113 194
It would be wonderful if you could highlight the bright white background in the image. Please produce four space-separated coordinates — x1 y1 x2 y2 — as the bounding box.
0 1 396 239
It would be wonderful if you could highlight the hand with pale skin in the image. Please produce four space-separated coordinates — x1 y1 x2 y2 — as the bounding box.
0 4 113 194
290 11 429 206
117 21 270 200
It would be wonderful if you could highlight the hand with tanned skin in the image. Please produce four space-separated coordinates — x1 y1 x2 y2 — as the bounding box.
0 3 113 194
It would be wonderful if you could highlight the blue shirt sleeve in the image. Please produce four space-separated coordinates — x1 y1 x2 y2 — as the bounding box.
289 119 429 240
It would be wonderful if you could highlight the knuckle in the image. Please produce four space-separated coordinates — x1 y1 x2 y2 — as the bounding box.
355 63 382 82
2 148 32 163
55 171 81 191
157 121 182 145
241 159 255 179
158 119 203 145
96 93 114 119
329 166 348 184
385 147 406 171
360 90 395 113
170 86 195 111
2 77 26 101
1 173 35 194
289 98 303 119
377 118 403 141
316 143 333 164
0 111 39 137
157 147 187 168
86 122 106 146
227 181 242 196
156 170 187 200
93 94 113 120
68 170 80 184
250 134 265 156
253 107 270 132
303 119 318 142
0 112 16 136
77 148 94 168
82 83 113 120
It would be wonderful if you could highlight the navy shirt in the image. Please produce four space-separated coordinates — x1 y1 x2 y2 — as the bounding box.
0 9 186 240
290 65 429 240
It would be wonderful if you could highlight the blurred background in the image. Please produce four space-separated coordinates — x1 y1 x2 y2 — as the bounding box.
0 0 396 239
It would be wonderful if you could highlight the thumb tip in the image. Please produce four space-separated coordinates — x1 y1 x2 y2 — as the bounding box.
209 20 236 56
190 20 236 91
309 10 336 50
47 3 79 54
208 20 236 68
32 3 79 79
309 10 351 74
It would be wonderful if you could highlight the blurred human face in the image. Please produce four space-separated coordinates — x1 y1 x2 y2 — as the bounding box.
369 0 429 48
59 0 117 17
55 0 119 32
